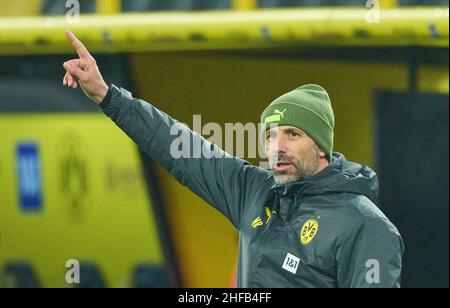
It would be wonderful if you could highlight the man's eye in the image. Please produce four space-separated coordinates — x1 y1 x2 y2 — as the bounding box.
290 132 299 137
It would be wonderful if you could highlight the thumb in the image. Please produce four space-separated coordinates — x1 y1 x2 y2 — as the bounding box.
63 62 87 81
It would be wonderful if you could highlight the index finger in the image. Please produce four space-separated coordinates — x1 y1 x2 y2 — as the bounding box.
65 30 91 59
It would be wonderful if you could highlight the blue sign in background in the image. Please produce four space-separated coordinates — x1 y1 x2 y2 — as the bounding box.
17 143 43 212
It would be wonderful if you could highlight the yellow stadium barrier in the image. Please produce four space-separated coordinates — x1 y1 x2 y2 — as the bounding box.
0 8 448 55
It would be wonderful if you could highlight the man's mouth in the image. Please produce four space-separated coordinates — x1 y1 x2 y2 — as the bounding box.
273 162 293 172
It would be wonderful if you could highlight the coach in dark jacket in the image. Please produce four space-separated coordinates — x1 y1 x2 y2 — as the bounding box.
62 31 404 288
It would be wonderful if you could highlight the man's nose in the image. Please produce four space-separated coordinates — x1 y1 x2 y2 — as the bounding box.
269 139 287 157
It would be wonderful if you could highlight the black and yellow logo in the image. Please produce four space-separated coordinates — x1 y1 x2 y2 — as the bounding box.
300 219 319 245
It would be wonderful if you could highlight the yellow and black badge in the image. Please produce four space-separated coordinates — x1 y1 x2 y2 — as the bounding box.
300 219 319 245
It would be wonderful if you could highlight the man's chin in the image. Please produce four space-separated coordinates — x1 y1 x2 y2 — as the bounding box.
273 173 298 186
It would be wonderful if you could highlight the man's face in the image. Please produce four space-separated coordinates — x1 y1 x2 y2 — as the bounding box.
265 125 322 185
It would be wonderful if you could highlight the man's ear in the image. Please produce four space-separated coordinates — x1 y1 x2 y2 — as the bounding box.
319 149 327 158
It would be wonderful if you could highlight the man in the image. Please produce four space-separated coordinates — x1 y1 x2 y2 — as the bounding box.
62 31 403 288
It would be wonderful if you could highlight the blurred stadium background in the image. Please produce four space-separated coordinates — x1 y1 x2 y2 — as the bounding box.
0 0 448 288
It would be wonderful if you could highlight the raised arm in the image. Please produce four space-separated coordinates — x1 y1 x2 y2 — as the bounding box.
61 31 272 229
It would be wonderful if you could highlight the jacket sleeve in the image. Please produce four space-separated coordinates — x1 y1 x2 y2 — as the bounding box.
100 84 271 229
337 217 404 288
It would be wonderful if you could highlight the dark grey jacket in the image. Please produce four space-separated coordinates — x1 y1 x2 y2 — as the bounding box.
100 84 404 288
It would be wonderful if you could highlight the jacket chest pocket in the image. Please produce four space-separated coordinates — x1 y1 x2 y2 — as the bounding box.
248 225 310 287
251 246 314 288
248 221 336 287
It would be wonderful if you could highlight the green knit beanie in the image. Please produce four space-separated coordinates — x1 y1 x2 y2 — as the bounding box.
260 84 335 160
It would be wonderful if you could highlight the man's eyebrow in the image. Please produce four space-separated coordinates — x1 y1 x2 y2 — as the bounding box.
283 127 303 134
